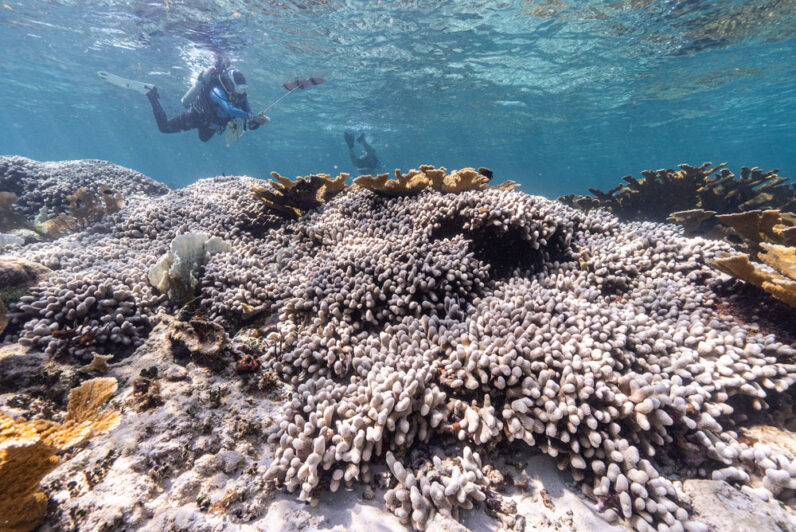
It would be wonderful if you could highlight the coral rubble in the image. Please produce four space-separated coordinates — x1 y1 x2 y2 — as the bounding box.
1 158 795 531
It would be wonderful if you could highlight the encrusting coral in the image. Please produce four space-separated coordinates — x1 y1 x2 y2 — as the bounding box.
0 377 120 532
252 171 348 218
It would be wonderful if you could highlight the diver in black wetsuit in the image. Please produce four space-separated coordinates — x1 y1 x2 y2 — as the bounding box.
147 60 269 142
345 130 382 174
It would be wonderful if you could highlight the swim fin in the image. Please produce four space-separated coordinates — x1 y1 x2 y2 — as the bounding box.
344 130 355 149
97 71 156 94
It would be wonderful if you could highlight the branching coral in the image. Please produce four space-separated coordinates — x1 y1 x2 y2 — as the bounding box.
252 171 348 218
559 162 796 222
426 166 490 193
671 209 796 308
67 185 124 222
666 209 717 234
354 165 517 196
0 377 120 532
710 248 796 307
245 184 796 531
353 168 431 196
384 447 490 528
715 210 796 255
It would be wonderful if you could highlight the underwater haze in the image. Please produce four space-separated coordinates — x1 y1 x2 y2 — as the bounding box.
0 0 795 197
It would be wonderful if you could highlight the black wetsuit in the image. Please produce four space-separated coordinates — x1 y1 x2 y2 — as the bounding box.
349 137 381 174
147 80 256 142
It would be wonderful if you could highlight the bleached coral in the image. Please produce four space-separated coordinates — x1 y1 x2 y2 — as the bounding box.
148 233 231 304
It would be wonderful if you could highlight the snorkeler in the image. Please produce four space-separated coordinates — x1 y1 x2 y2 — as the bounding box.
146 61 270 143
345 130 382 174
99 58 269 143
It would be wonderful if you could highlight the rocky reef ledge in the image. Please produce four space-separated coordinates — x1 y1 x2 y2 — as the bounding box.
0 156 794 532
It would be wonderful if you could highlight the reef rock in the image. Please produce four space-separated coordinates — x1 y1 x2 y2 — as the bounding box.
677 479 795 532
0 256 51 291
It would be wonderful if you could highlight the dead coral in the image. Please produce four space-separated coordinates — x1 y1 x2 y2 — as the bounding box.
235 353 261 374
0 378 120 532
252 171 348 218
132 375 163 412
67 185 123 222
0 300 7 336
78 353 113 374
168 318 231 371
36 214 80 239
559 162 796 222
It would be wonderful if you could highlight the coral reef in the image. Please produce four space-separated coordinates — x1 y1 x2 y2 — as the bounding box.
0 156 168 218
0 377 119 532
1 158 795 531
715 210 796 255
559 162 796 222
5 174 275 359
252 171 348 218
0 157 167 241
35 184 125 239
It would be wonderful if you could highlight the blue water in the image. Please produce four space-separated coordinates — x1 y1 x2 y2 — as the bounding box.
1 0 794 198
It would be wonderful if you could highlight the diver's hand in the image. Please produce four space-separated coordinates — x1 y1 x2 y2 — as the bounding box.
248 112 270 130
252 111 269 125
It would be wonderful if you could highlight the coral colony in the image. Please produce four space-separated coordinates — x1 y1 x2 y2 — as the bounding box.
0 156 795 531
